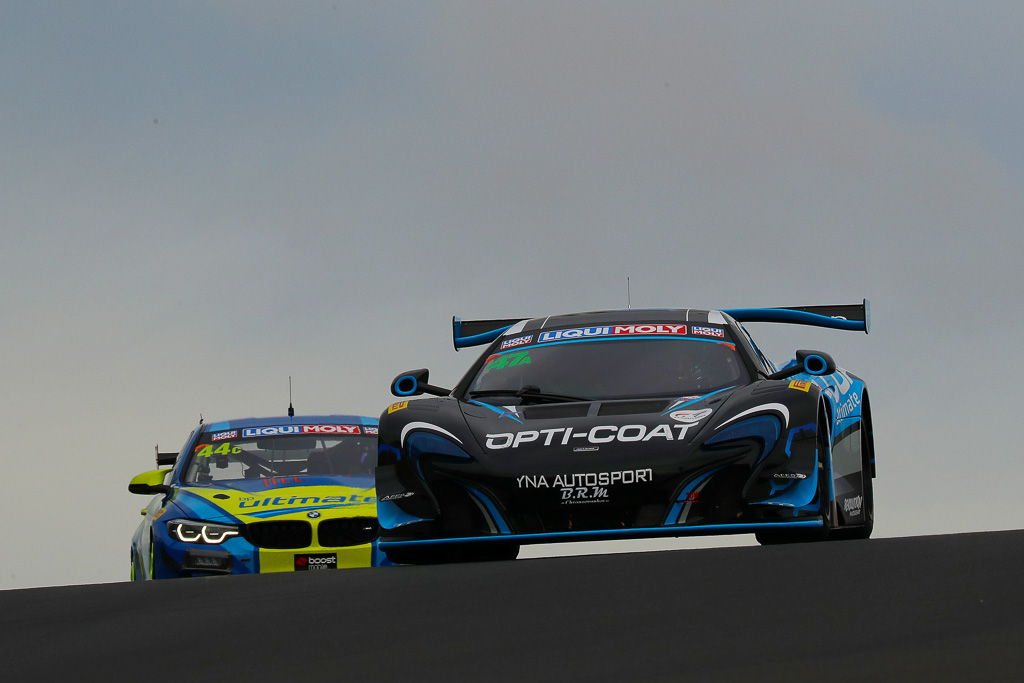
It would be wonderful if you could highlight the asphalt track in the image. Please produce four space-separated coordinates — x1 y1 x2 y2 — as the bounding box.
2 530 1022 682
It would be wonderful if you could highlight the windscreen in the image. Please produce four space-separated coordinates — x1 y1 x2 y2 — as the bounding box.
183 425 376 484
466 332 748 403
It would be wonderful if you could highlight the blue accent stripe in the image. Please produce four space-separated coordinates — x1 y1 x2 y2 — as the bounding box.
467 400 524 424
380 520 824 547
723 308 867 332
663 467 723 524
378 500 432 530
462 485 512 534
661 386 736 415
455 325 515 349
175 489 235 521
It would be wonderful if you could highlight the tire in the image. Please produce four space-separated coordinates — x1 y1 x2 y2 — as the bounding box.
830 407 874 540
756 407 833 546
385 542 520 565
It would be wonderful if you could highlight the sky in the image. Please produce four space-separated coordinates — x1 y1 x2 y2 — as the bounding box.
2 2 1022 590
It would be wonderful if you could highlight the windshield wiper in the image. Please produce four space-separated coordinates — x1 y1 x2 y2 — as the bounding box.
467 386 591 404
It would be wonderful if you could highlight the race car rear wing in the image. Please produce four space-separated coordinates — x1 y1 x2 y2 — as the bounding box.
723 299 870 333
452 317 525 350
452 300 869 349
155 446 178 468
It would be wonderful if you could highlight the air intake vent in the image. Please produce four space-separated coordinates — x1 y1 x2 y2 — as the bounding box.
597 400 670 416
244 521 312 549
318 517 380 547
521 404 590 420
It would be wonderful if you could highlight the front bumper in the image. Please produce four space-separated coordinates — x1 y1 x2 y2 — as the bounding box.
152 533 389 579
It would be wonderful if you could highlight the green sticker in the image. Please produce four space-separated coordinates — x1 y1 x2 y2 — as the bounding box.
486 351 532 370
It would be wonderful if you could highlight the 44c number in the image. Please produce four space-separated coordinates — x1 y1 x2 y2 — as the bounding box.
194 443 242 458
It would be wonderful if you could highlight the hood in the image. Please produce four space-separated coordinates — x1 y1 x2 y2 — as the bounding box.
456 389 738 470
171 475 376 524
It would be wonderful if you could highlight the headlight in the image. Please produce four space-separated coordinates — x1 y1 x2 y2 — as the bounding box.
167 519 240 544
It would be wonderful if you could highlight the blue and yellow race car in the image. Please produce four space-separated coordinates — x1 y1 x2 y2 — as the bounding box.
129 414 387 579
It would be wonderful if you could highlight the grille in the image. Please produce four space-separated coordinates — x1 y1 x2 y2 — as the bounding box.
244 521 312 549
318 517 380 547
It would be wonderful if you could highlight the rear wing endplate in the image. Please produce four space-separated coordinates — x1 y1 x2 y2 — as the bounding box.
452 317 526 350
155 445 178 467
723 299 870 333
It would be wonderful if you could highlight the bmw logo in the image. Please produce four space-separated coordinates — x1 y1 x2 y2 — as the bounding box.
307 511 321 519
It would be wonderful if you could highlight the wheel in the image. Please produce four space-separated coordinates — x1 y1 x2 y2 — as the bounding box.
756 407 833 545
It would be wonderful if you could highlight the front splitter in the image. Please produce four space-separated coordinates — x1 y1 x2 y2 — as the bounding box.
379 519 824 547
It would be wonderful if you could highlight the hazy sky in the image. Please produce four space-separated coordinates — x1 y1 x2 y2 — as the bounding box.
2 2 1022 589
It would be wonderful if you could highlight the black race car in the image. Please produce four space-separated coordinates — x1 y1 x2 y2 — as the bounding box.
376 303 874 564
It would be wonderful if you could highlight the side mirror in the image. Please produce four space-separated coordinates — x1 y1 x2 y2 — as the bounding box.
796 350 837 376
767 350 837 380
129 469 171 495
390 368 451 397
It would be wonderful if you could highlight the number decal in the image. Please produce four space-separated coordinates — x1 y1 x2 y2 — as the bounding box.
195 443 243 457
486 351 532 370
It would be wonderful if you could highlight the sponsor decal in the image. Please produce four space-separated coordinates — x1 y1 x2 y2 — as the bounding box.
517 469 654 489
835 392 861 420
388 402 409 414
243 425 302 437
538 324 687 343
485 423 697 449
563 486 608 503
772 472 808 480
690 326 725 338
379 491 415 502
669 408 713 424
262 476 302 487
485 350 532 370
238 493 371 508
210 430 238 441
294 553 337 571
518 469 652 504
573 446 599 453
303 424 361 434
241 425 361 437
788 380 813 392
683 491 702 503
500 334 533 350
842 495 864 517
363 425 379 435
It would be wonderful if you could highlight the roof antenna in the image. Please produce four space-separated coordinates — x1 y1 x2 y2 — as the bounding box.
199 413 204 425
626 275 631 310
287 376 295 417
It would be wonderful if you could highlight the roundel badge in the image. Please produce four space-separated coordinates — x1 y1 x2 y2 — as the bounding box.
669 408 713 424
307 511 321 519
